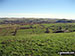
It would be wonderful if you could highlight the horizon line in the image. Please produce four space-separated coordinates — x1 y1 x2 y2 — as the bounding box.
0 17 74 20
0 13 75 20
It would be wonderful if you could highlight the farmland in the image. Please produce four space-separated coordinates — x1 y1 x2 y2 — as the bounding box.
0 22 75 56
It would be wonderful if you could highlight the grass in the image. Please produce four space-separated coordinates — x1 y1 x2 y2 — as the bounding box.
0 32 75 56
0 23 75 56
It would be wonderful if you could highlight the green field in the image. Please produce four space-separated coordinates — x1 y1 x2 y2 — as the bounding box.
0 23 75 56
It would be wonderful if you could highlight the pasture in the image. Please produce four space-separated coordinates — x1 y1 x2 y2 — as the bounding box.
0 23 75 56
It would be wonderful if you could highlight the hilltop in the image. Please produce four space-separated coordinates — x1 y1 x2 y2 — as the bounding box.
0 18 75 24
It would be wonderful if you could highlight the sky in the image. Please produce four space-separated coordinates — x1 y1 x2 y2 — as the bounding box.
0 0 75 19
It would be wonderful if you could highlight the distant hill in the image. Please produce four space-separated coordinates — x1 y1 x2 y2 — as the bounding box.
0 18 75 24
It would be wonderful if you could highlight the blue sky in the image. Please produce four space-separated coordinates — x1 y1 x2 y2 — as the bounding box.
0 0 75 19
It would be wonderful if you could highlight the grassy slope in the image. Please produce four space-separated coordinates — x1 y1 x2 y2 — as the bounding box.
0 23 75 56
0 32 75 56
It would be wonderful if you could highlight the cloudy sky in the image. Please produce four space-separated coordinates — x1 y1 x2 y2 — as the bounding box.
0 0 75 19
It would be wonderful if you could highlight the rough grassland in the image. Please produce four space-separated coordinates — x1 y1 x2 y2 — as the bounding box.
0 32 75 56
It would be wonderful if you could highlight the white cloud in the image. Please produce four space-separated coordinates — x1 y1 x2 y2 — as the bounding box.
0 13 75 19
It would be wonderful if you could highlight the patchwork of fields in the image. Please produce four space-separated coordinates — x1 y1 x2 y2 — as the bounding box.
0 23 75 56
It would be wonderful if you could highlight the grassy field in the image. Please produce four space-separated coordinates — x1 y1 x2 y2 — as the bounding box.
0 23 75 56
